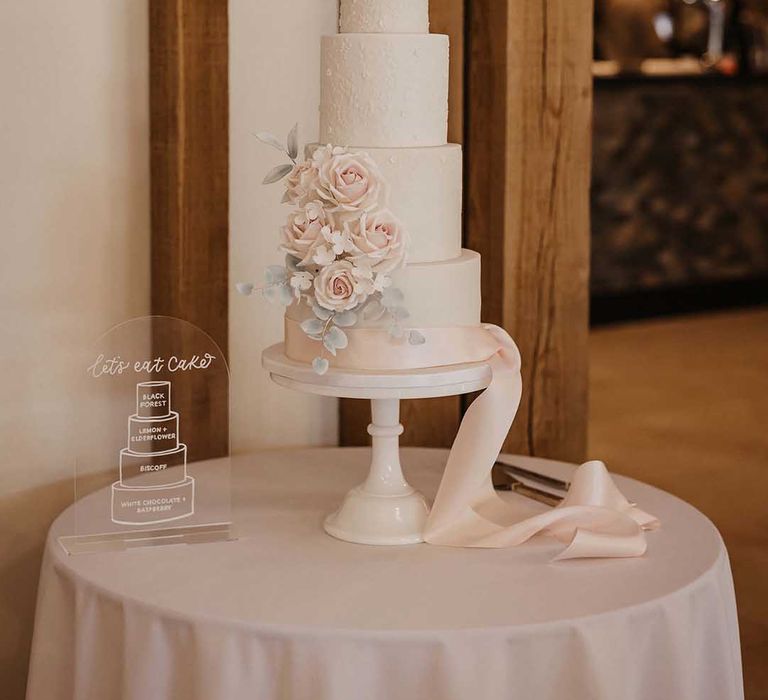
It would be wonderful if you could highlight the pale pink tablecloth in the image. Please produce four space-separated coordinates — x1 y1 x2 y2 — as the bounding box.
27 447 743 700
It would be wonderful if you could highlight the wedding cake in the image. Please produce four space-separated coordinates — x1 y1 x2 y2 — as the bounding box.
111 381 195 525
247 2 659 560
245 0 497 373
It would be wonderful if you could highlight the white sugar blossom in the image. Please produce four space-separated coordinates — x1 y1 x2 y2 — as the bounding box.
323 226 356 257
289 271 313 298
312 243 336 267
350 263 375 296
373 273 392 292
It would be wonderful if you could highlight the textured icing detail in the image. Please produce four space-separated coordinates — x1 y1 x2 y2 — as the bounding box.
340 0 429 33
320 34 449 148
287 250 481 329
366 144 462 263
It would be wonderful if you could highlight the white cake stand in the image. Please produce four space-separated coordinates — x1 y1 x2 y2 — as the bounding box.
262 343 492 545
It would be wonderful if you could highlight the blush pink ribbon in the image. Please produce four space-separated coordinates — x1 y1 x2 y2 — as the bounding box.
285 319 660 559
424 325 660 560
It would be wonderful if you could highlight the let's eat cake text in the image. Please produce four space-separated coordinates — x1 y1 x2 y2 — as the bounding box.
87 353 216 378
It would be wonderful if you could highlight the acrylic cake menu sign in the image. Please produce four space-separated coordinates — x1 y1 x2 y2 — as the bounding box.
59 316 232 554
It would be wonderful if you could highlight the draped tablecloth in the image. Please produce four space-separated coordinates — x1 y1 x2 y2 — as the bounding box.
27 447 743 700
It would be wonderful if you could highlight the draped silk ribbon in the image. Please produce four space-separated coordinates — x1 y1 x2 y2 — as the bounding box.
423 325 660 560
286 319 660 559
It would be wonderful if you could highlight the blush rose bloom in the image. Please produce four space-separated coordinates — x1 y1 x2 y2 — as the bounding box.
314 260 366 312
347 209 408 273
313 146 386 213
280 201 333 266
285 160 318 206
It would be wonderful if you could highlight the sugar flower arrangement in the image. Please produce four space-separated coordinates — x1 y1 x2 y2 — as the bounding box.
238 124 424 374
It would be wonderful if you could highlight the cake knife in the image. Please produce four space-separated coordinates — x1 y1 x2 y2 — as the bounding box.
498 475 563 507
493 460 571 492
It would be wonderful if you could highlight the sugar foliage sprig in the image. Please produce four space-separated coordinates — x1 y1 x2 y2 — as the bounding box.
256 123 300 185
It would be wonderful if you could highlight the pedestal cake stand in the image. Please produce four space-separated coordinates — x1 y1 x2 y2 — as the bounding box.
262 343 492 545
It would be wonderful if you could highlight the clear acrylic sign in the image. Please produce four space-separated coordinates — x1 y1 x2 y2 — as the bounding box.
59 316 232 554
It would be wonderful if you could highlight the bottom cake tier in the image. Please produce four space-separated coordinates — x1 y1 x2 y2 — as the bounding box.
284 250 497 370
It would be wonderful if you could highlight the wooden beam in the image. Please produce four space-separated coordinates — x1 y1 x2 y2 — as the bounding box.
149 0 229 458
340 0 466 448
467 0 592 462
430 0 464 144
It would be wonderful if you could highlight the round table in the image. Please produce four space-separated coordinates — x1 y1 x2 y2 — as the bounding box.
27 448 743 700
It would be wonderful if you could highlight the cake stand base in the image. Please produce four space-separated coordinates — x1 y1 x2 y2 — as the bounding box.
324 487 429 546
323 397 429 545
262 344 492 546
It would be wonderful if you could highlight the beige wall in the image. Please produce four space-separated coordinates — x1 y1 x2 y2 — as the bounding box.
229 0 340 451
0 1 341 692
0 2 150 697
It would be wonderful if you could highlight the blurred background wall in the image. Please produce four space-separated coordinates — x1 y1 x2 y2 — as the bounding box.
589 2 768 695
0 2 150 696
229 0 339 452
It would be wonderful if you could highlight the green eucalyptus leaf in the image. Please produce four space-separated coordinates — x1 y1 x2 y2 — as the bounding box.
312 357 329 375
362 300 386 321
326 326 348 350
300 319 325 336
255 131 286 151
333 310 358 327
265 265 288 284
323 337 338 356
408 330 426 346
381 287 405 308
287 123 299 160
392 306 410 321
262 163 293 185
311 301 333 321
277 285 294 306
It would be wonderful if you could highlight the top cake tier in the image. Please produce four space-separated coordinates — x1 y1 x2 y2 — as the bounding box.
340 0 429 33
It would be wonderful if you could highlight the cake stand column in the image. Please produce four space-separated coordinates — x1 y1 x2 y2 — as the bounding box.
324 398 430 545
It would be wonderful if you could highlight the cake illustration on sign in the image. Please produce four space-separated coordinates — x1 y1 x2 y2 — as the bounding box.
111 381 195 525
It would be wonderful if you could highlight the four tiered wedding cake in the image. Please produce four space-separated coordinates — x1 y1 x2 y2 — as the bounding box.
273 0 496 372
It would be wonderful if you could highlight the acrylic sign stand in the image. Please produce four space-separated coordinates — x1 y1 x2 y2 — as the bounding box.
59 316 232 554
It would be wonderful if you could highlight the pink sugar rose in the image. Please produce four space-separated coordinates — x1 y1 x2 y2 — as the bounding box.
280 201 334 266
314 260 366 312
313 146 386 213
285 160 319 206
347 209 408 273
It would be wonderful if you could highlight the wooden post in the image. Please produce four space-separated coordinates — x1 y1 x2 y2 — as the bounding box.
467 0 592 462
340 0 466 448
149 0 229 458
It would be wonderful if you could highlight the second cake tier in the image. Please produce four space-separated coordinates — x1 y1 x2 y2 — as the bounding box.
320 33 449 148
